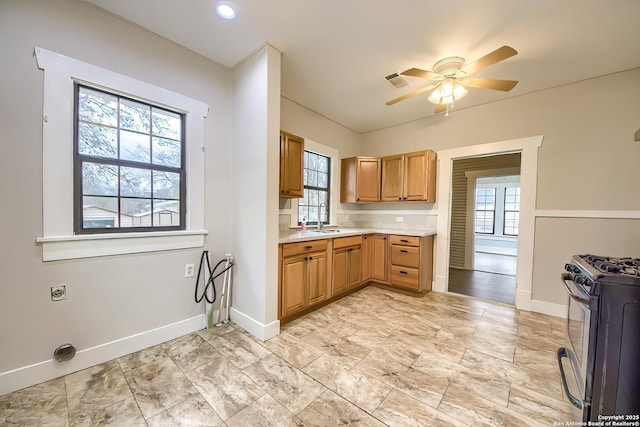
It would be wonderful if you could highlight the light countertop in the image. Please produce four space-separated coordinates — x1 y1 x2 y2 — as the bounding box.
279 228 437 244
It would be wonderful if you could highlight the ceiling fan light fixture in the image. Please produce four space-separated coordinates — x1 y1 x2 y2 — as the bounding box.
428 78 467 105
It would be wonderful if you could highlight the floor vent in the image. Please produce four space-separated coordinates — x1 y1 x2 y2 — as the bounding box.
385 72 410 89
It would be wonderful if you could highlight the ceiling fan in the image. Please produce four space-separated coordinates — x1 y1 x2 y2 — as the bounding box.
386 45 519 115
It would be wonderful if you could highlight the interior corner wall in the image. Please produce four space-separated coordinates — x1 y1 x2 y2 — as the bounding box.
362 67 640 308
0 0 234 396
231 45 281 340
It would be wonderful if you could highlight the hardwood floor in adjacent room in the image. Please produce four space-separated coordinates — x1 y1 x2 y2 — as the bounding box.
0 287 571 426
448 268 516 305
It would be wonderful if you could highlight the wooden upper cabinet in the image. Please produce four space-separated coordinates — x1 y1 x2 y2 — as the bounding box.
279 131 304 198
340 157 381 202
381 150 437 202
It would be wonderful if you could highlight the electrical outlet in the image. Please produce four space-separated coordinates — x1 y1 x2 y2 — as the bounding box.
395 216 404 222
184 263 195 278
51 285 66 301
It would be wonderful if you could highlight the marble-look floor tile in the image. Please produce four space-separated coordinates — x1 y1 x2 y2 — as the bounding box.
147 394 225 426
118 344 167 372
296 389 386 426
124 356 198 419
508 384 575 425
71 396 146 426
303 354 391 414
374 388 467 427
163 332 219 372
209 329 271 369
263 331 324 369
196 323 235 341
439 383 539 427
65 360 142 424
186 355 265 420
225 393 302 427
0 378 68 427
243 354 326 415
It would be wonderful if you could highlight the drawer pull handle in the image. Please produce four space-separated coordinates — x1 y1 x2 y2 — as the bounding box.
399 271 408 275
304 245 313 249
400 250 408 253
400 239 409 243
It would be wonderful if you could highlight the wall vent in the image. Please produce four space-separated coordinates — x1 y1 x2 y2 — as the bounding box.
385 72 410 89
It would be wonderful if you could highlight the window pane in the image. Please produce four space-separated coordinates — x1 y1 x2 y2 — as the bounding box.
120 130 151 163
120 98 150 133
120 198 152 225
120 167 151 197
153 171 180 199
82 196 118 228
82 162 118 196
155 200 180 227
78 87 117 127
152 109 181 140
79 123 117 158
152 137 181 167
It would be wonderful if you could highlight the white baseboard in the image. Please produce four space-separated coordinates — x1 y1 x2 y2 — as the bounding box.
528 299 566 318
0 314 205 397
230 307 280 341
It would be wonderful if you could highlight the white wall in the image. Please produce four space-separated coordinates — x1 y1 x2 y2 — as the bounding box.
0 0 233 395
230 45 281 340
363 69 640 308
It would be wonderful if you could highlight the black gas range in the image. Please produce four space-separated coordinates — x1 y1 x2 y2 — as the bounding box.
558 254 640 422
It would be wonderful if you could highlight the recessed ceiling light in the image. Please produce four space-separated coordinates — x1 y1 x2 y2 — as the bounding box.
216 2 236 19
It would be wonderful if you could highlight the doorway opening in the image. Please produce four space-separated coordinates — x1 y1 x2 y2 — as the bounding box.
447 155 521 305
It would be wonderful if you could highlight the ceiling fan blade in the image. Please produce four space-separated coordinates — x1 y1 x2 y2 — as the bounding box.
460 77 518 91
400 67 442 80
434 104 447 114
385 83 439 106
460 45 517 76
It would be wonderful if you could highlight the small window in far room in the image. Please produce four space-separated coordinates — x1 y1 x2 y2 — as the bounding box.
74 84 185 234
475 187 496 234
298 150 330 225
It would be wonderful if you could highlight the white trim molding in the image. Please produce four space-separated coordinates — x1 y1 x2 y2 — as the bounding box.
230 307 280 341
535 210 640 219
34 47 209 260
434 135 544 314
0 315 205 397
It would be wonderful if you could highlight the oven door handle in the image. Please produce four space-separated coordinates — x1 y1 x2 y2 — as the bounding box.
557 347 587 410
561 272 590 306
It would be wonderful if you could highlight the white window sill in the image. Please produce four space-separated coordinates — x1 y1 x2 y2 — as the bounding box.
36 230 208 261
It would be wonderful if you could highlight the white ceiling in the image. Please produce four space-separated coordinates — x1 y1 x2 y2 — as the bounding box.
85 0 640 134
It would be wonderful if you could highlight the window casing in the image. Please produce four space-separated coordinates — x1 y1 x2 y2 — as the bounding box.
74 85 186 234
475 188 496 234
298 151 330 225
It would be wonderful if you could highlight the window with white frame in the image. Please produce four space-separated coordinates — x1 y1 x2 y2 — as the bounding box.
475 188 496 234
503 187 520 236
35 47 208 261
298 150 330 225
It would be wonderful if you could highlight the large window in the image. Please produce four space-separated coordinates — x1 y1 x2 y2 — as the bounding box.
503 187 520 236
298 150 330 225
474 188 496 234
75 85 185 233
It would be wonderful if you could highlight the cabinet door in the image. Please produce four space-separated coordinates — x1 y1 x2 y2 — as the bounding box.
281 255 306 317
355 158 381 202
381 155 404 201
361 236 372 281
279 132 304 198
371 235 387 281
403 151 428 201
332 248 349 296
307 253 327 306
348 247 362 287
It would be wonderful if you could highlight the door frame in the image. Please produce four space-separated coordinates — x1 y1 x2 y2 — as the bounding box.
433 135 543 311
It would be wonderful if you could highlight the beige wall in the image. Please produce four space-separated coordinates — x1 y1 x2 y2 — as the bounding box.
0 0 233 386
363 68 640 306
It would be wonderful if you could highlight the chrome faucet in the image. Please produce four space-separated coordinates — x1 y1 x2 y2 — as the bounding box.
318 201 326 230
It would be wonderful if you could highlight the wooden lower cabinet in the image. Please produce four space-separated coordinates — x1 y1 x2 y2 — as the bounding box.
362 234 388 282
388 234 433 292
279 241 328 318
332 236 362 296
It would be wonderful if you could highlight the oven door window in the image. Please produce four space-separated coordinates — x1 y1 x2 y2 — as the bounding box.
567 296 590 396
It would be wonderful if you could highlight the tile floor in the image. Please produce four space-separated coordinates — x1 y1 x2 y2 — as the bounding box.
0 286 574 426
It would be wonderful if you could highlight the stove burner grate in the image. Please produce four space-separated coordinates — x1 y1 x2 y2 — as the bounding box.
582 254 640 277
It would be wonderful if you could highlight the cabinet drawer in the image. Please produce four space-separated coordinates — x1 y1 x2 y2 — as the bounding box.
389 266 420 291
282 240 328 258
333 235 363 249
390 245 420 268
389 235 419 246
